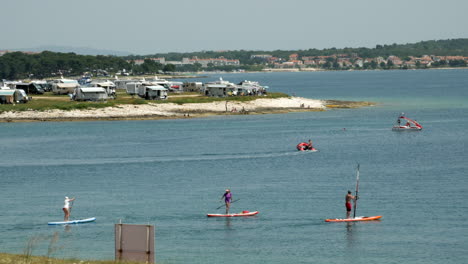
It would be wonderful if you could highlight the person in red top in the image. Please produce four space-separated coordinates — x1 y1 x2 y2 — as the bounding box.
345 191 357 219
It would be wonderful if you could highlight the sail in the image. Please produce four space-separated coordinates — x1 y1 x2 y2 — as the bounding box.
398 116 423 129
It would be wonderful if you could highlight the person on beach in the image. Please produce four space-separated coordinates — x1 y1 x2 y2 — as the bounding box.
221 189 232 214
345 191 357 219
63 196 75 221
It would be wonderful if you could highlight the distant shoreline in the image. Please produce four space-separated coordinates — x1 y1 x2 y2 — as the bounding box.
0 97 374 123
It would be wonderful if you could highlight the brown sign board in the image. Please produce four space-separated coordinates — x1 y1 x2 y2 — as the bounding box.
115 223 155 263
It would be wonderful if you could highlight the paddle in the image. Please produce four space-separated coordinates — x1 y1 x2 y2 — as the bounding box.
216 199 240 210
353 164 360 218
69 199 75 219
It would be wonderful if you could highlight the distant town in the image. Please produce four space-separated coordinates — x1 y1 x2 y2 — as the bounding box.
127 53 468 71
1 39 468 79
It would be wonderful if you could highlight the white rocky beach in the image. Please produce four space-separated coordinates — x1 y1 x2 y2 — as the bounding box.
0 97 327 122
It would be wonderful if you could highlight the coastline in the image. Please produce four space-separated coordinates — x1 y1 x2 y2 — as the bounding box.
0 97 374 123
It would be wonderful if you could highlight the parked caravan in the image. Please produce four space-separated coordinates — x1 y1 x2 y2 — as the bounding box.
0 89 30 104
126 82 142 96
138 85 168 100
92 80 116 98
51 78 80 95
126 82 168 100
203 77 237 97
31 80 50 92
114 79 138 90
72 87 109 101
182 82 203 92
11 82 45 94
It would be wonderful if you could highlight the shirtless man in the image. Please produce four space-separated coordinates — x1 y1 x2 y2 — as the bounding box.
345 191 357 219
307 139 313 150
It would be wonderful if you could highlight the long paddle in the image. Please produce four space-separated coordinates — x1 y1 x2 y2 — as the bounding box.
353 164 360 218
69 200 75 219
216 199 240 210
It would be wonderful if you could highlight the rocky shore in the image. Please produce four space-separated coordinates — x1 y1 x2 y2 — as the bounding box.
0 97 374 123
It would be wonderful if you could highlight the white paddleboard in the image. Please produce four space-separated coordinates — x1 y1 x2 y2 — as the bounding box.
48 217 96 225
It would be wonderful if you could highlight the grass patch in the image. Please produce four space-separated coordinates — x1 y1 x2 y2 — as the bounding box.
0 92 288 113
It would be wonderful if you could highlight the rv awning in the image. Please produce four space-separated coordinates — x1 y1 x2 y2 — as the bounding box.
57 83 79 88
146 86 168 91
0 90 15 96
80 87 106 93
96 81 116 88
207 84 228 88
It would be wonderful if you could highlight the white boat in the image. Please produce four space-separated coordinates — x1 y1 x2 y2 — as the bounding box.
392 114 423 131
237 80 268 95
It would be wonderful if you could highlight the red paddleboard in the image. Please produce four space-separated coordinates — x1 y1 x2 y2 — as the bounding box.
325 215 382 222
207 211 259 217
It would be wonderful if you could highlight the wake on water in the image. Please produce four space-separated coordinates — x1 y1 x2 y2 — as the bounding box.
0 150 309 168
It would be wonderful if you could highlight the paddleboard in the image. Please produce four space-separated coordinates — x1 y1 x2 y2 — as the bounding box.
48 217 96 225
207 211 259 217
325 215 382 222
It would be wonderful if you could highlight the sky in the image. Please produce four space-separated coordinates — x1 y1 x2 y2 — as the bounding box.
1 0 467 55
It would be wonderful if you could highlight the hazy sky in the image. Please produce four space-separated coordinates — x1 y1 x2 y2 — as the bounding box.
1 0 467 55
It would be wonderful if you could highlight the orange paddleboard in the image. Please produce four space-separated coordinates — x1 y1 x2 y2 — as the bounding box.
325 215 382 222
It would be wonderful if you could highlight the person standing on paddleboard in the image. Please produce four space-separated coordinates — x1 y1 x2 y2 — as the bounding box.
63 196 75 221
345 191 357 219
221 189 232 214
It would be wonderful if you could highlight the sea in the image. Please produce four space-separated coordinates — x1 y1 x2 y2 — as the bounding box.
0 69 467 264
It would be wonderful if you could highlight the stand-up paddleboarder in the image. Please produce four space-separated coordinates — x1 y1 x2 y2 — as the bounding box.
63 196 75 221
220 189 232 214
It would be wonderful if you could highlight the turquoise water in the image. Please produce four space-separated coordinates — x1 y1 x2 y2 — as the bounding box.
0 69 467 263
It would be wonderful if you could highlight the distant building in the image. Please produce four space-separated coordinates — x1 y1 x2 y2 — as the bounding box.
251 54 273 60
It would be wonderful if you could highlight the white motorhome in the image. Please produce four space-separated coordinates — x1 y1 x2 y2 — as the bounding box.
51 78 80 95
126 82 168 100
203 77 237 97
92 80 116 98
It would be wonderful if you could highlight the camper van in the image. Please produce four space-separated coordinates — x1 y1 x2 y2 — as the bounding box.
92 80 116 98
0 88 30 104
51 78 80 95
11 82 45 94
126 82 168 100
72 87 109 101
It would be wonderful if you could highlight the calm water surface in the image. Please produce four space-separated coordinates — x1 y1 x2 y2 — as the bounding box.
0 69 467 263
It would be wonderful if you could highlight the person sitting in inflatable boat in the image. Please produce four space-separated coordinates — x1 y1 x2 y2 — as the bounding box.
297 140 315 151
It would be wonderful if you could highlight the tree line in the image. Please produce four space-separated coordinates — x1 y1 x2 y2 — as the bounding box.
125 39 468 65
1 38 467 80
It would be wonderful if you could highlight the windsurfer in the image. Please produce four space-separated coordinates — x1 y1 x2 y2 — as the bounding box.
345 191 357 219
221 189 232 214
